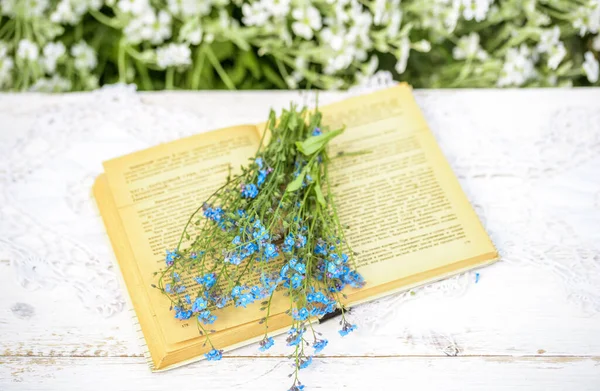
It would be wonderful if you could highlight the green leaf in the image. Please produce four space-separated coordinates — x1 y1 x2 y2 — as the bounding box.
296 129 344 156
263 65 287 89
314 183 326 207
285 169 306 193
241 50 262 79
288 111 299 130
229 62 247 86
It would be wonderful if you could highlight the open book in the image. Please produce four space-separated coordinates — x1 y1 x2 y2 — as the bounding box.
93 83 498 371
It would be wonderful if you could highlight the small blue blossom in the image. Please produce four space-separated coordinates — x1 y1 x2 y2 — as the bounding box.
339 322 357 337
202 273 217 288
299 356 312 369
174 306 192 320
172 272 180 282
288 385 305 391
198 310 217 324
290 273 303 289
263 243 278 261
243 242 259 257
242 183 259 198
314 241 327 255
190 252 198 260
231 286 244 297
176 285 186 293
250 285 266 300
313 339 328 353
255 157 264 169
184 295 191 304
293 307 310 321
225 252 243 265
232 235 241 245
257 169 268 187
296 234 306 248
192 297 208 313
293 262 306 274
205 348 223 361
259 336 275 351
283 233 295 253
203 206 224 222
165 283 172 293
312 127 322 136
165 249 177 266
235 293 255 308
286 327 304 346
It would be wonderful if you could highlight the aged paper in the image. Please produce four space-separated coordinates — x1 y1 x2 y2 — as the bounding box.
320 84 497 301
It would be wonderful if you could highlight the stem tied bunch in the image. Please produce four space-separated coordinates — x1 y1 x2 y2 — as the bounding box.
157 105 364 390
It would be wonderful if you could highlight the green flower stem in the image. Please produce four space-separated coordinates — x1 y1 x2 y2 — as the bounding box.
89 9 123 29
0 18 13 39
134 60 153 90
205 45 236 90
118 39 127 83
166 67 175 89
190 44 207 90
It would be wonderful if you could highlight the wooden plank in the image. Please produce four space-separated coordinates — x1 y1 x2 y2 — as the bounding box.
2 258 600 358
2 356 599 391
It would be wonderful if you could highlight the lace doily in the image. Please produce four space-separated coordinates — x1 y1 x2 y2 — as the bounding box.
1 77 599 329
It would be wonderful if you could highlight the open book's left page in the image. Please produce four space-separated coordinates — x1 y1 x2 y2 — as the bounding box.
102 125 265 348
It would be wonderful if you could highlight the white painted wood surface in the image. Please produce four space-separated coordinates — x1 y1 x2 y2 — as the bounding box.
1 87 600 390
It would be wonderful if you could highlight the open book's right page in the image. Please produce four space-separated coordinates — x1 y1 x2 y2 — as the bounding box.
321 84 498 303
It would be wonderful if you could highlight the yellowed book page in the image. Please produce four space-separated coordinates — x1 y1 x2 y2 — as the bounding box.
93 174 165 370
102 125 290 347
319 84 497 296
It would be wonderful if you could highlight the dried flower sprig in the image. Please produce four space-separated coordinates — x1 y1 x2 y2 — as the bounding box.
157 105 364 389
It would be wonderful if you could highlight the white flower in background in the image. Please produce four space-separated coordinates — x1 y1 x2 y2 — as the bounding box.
51 0 78 24
118 0 150 15
412 40 432 52
386 9 402 39
461 0 493 22
71 41 97 71
593 35 600 51
547 42 566 70
286 56 307 87
452 33 488 60
156 43 191 69
16 39 39 61
242 1 273 26
124 8 171 44
320 26 346 51
537 27 560 53
167 0 211 18
583 51 599 83
150 10 172 44
0 0 17 16
20 0 50 18
394 37 410 74
373 0 400 25
497 45 537 87
291 6 322 40
0 42 14 88
30 75 72 92
262 0 291 18
180 21 203 45
51 0 99 24
42 42 66 73
573 4 600 36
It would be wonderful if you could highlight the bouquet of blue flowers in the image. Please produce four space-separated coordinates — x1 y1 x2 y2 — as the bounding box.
157 105 364 390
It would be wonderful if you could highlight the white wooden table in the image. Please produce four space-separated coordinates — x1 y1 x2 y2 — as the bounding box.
1 86 600 390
